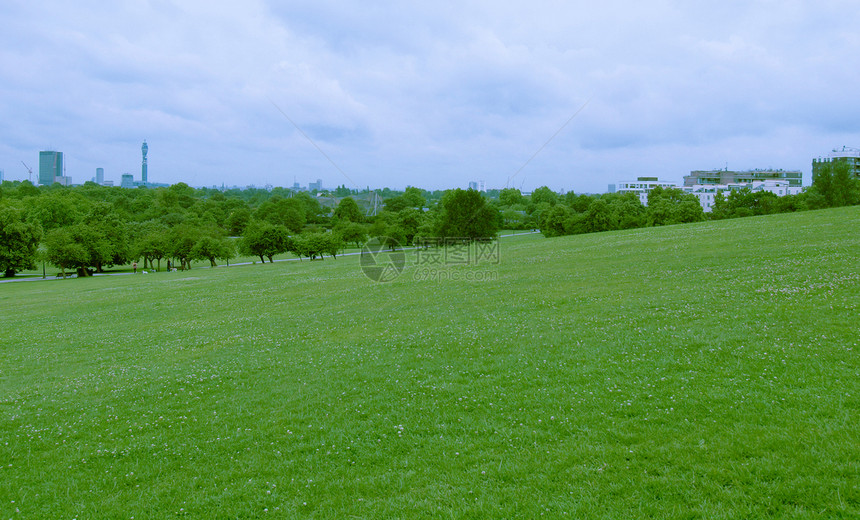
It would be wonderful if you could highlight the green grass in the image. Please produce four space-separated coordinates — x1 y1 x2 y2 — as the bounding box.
1 208 858 518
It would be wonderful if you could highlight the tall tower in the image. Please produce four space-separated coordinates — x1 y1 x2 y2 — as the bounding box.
141 140 148 185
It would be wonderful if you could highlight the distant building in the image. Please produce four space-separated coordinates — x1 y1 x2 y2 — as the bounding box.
607 183 616 193
0 169 4 182
309 179 323 191
684 168 802 188
615 177 678 206
684 180 802 212
96 167 104 185
468 180 486 192
812 146 860 182
39 151 64 186
121 173 134 188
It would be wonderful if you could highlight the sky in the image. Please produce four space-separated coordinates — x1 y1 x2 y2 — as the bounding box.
2 1 859 193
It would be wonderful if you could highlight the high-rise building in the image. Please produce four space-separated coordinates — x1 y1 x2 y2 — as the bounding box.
141 140 148 185
468 180 486 192
0 169 4 182
39 151 64 186
812 146 860 182
121 173 134 188
96 167 104 185
309 179 323 191
684 168 802 188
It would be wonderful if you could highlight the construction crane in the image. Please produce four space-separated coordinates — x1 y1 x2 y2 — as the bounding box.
21 161 33 182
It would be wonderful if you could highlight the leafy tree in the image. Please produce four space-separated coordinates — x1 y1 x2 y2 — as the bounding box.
530 186 559 207
0 206 43 277
565 193 594 213
239 221 290 263
397 207 423 245
369 212 407 250
43 227 90 278
539 205 571 237
226 207 252 236
611 193 647 229
402 187 426 209
334 221 369 248
584 198 616 233
255 196 306 233
499 187 525 207
167 224 201 270
334 184 352 197
332 196 364 224
82 202 130 272
383 196 409 213
812 161 860 208
290 233 333 260
646 187 705 226
192 236 235 267
25 191 87 232
434 188 499 240
133 224 169 270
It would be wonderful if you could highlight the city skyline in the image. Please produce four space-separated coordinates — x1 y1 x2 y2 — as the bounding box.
2 2 860 192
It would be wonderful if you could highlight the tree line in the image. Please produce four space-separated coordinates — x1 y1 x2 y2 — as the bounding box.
0 181 498 278
0 164 856 278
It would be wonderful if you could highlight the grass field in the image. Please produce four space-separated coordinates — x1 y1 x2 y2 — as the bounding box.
1 208 858 518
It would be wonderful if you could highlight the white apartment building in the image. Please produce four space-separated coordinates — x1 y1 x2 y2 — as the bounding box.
684 180 803 212
615 177 678 206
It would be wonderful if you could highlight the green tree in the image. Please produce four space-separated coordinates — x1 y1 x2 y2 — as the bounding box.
239 221 291 263
334 221 369 248
332 196 364 224
226 207 252 236
82 202 130 272
0 206 43 277
434 188 499 240
499 187 524 207
584 198 616 233
369 212 407 250
133 225 169 270
646 187 705 226
255 196 306 233
539 205 571 237
402 187 426 209
530 186 558 207
191 236 235 267
43 227 90 278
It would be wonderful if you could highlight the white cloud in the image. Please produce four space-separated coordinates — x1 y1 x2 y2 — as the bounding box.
1 0 859 190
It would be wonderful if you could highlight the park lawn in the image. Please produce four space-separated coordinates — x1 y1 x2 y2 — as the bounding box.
1 207 858 518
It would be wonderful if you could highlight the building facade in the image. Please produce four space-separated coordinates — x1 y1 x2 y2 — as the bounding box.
684 169 802 188
615 177 678 206
684 180 802 212
38 151 64 185
812 146 860 182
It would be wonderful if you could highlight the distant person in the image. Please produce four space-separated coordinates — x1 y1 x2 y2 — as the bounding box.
133 261 137 274
167 260 171 272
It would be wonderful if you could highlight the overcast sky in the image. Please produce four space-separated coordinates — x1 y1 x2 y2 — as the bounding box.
2 1 858 192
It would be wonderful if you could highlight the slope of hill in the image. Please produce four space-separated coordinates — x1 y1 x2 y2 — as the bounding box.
1 207 858 518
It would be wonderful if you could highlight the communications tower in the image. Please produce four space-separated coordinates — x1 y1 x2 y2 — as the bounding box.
141 140 148 184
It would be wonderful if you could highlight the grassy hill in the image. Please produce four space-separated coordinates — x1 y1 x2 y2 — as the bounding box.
1 207 858 518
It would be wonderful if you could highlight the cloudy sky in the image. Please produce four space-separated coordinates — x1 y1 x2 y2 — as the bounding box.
2 1 859 192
